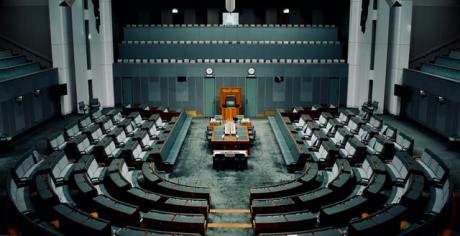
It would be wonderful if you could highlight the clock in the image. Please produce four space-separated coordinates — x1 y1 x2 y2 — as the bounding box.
206 68 213 75
248 68 256 75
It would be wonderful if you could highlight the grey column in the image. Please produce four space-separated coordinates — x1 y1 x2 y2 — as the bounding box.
71 0 90 113
49 0 75 115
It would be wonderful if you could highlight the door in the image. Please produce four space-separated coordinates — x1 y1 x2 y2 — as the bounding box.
328 78 339 107
122 78 133 106
245 78 257 117
204 78 215 117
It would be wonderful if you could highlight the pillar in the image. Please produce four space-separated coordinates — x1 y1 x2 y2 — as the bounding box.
71 0 90 112
386 0 413 115
49 0 74 115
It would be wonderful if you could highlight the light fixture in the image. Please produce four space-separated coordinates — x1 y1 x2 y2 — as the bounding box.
15 96 23 103
248 68 256 77
172 8 179 14
274 76 284 83
206 68 214 77
419 90 427 97
283 8 290 14
438 96 447 104
34 89 41 96
88 33 92 40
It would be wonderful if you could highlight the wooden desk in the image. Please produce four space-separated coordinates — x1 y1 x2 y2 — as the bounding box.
222 107 239 121
210 125 250 153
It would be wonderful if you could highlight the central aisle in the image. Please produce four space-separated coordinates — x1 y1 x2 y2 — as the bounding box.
163 118 296 209
162 118 297 235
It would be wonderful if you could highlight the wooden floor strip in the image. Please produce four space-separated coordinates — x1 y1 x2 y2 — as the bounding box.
210 209 251 214
207 223 253 228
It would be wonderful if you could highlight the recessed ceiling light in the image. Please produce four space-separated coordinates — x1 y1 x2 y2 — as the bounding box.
283 8 290 14
172 8 179 14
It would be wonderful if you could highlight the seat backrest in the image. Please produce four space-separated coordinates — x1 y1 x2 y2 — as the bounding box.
92 128 103 140
319 144 329 158
348 117 362 131
91 110 102 121
357 128 369 142
369 116 382 129
422 148 449 181
13 150 40 182
78 137 91 151
133 143 142 157
396 132 414 151
345 141 356 155
115 129 127 143
392 154 408 180
298 117 306 127
113 112 123 123
49 151 68 180
155 117 164 127
79 116 92 128
48 133 65 150
319 112 332 125
338 112 350 124
65 123 80 139
134 113 143 124
141 134 150 146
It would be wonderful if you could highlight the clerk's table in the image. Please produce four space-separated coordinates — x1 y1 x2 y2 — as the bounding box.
210 122 250 154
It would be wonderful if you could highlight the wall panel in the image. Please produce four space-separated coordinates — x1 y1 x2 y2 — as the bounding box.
113 63 348 115
403 69 460 139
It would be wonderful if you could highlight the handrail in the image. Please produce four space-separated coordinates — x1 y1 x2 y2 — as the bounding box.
0 34 52 68
409 35 460 68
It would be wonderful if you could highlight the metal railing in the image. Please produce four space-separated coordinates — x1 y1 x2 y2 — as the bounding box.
0 34 52 68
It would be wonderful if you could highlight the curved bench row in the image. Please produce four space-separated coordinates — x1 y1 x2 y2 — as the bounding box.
259 106 452 235
8 108 209 236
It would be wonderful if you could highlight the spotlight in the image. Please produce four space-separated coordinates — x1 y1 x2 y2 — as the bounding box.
172 8 179 14
282 8 290 14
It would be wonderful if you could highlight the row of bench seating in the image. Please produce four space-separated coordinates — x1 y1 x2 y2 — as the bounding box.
272 105 415 171
122 40 341 45
0 55 27 69
9 127 210 236
47 108 190 171
251 148 451 234
117 58 346 64
0 61 42 81
419 50 460 81
255 106 452 235
125 23 337 28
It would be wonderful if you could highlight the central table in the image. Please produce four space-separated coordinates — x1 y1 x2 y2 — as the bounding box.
210 122 250 153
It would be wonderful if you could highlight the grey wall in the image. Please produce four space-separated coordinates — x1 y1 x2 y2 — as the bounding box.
403 69 460 139
410 0 460 59
113 63 348 115
0 69 60 138
0 0 51 58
